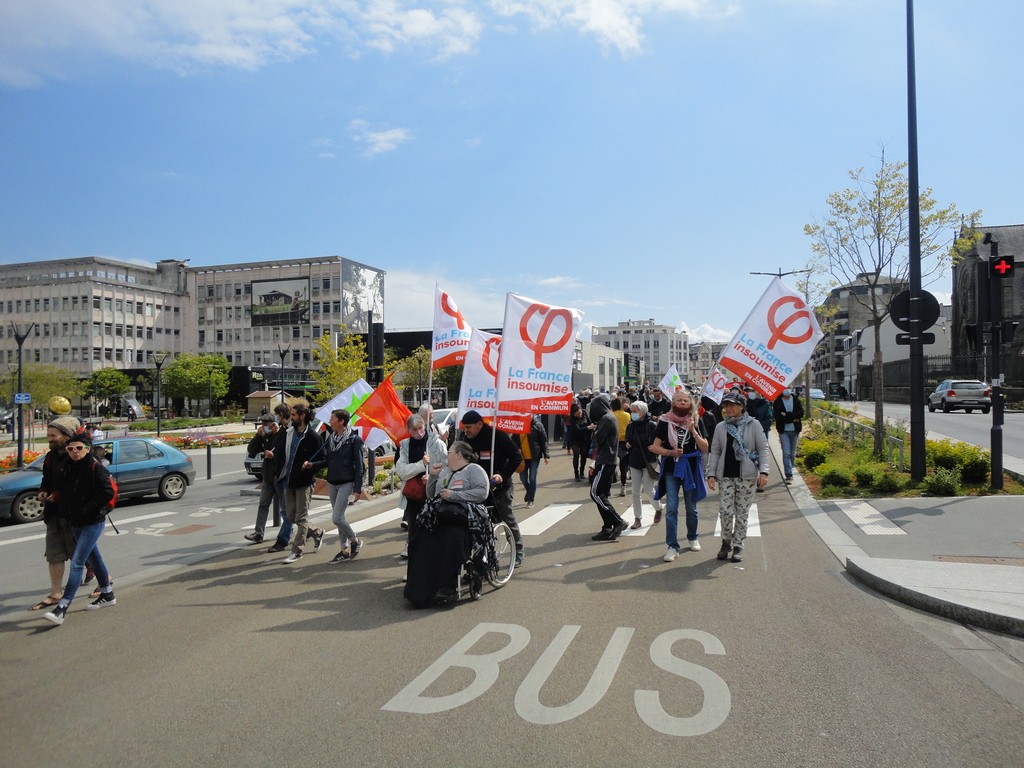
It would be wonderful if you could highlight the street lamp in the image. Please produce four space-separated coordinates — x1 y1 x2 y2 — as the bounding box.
750 268 814 415
11 322 35 469
154 352 169 437
277 343 290 400
205 364 216 418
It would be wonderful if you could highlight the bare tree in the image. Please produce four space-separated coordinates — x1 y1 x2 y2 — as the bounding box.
804 150 976 456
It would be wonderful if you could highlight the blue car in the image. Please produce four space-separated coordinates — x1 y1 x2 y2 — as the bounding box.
0 437 196 524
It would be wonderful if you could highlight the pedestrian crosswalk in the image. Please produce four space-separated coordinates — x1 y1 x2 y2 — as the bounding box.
832 499 906 536
324 502 762 539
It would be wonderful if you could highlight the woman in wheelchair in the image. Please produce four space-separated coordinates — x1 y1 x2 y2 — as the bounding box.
404 440 492 608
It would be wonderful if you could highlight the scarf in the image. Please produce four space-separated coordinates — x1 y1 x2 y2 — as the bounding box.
658 411 695 450
327 427 352 452
407 433 427 464
723 414 757 463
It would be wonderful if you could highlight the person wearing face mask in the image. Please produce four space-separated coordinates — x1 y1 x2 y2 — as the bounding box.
244 413 285 544
624 400 663 529
306 409 365 562
772 388 804 484
646 388 671 419
651 389 710 561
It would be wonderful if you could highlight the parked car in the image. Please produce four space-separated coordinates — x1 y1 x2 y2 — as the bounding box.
928 380 992 414
0 437 196 524
244 453 263 480
809 388 826 401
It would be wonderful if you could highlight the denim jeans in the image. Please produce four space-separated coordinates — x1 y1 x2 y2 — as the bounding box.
779 430 799 479
663 472 699 551
61 520 111 607
328 481 357 548
518 458 541 503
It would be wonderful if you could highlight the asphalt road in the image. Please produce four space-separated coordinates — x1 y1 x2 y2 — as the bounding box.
2 444 1022 767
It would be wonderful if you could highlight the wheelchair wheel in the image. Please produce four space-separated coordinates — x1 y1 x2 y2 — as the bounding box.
487 522 515 588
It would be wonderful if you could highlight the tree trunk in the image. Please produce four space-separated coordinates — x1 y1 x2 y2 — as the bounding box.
872 322 885 458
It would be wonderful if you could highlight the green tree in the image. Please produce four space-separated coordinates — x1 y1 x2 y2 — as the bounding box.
84 368 132 412
0 364 84 412
804 151 978 456
163 353 231 415
309 328 368 404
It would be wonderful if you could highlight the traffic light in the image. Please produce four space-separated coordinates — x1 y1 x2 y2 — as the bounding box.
990 254 1015 278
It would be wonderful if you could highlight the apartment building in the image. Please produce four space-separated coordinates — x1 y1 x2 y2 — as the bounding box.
591 318 689 383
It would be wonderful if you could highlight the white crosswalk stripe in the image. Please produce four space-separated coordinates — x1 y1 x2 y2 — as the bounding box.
712 503 761 538
518 504 582 536
832 499 906 535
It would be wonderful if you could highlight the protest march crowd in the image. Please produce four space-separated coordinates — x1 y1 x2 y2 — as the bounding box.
33 281 819 619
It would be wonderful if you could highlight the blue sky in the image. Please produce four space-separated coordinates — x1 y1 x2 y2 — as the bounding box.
2 1 1021 341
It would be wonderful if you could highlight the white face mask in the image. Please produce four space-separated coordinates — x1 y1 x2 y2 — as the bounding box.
630 412 640 421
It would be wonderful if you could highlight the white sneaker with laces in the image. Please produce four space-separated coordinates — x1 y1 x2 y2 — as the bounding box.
663 547 678 562
283 552 302 564
689 539 701 552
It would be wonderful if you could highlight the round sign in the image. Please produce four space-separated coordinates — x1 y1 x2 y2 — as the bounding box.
889 290 940 332
48 395 72 415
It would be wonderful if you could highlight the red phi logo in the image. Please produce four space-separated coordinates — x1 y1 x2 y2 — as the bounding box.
440 293 466 330
766 296 815 350
519 304 573 368
482 337 501 379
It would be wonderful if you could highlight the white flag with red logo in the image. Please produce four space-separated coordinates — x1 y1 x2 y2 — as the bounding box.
431 283 472 370
717 277 823 399
494 293 581 419
456 329 530 433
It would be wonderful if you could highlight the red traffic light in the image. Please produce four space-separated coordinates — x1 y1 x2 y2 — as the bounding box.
990 255 1015 278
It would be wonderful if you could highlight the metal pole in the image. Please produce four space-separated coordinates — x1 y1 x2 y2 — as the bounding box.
155 357 164 437
906 0 926 480
207 442 213 481
16 340 24 469
988 239 1004 490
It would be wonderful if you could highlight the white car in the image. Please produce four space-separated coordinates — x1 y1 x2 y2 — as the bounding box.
809 388 826 401
928 380 991 414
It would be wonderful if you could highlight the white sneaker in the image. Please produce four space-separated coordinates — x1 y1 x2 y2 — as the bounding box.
398 546 409 560
689 539 701 552
663 547 678 562
282 552 302 564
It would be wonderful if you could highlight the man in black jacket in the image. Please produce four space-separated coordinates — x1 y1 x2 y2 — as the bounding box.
588 394 627 540
460 410 525 565
244 412 287 545
265 402 324 563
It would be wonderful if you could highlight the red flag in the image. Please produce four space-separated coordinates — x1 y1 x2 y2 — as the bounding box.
355 373 412 444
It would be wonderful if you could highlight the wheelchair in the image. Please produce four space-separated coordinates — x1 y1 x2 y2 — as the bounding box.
454 502 515 601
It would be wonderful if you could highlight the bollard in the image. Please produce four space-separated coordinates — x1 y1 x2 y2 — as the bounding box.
207 442 212 480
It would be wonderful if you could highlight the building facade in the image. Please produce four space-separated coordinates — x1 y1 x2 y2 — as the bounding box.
591 318 689 383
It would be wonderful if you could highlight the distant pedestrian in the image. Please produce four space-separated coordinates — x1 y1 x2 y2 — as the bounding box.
517 415 549 509
611 398 631 497
42 429 116 626
567 402 590 481
706 391 769 563
772 388 804 484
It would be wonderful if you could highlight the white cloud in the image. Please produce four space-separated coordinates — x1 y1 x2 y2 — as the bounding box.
537 275 583 289
347 119 413 156
384 268 508 330
0 1 737 87
681 321 733 343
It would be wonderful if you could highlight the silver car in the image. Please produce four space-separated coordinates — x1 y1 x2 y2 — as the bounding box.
928 379 992 414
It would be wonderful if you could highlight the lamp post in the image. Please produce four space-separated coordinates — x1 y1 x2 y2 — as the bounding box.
205 364 216 418
154 352 168 437
11 322 35 469
277 343 290 401
750 268 814 414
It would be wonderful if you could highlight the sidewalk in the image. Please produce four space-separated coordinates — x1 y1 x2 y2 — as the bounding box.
773 435 1024 638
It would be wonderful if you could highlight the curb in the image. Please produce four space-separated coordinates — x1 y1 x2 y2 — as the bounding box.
845 556 1024 638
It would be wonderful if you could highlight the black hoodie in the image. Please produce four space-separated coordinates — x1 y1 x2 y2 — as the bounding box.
588 394 619 465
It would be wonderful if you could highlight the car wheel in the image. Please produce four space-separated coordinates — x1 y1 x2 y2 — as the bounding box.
942 400 951 413
982 406 990 414
158 473 187 500
928 401 935 413
966 408 973 414
12 491 44 523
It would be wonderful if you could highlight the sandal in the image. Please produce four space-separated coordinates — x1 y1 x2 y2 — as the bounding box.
30 596 62 611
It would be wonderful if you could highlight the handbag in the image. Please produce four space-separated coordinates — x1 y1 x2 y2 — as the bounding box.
402 473 427 503
646 460 660 480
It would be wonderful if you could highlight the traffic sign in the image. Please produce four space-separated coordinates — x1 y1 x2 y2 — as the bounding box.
14 393 31 404
895 332 936 346
890 290 940 332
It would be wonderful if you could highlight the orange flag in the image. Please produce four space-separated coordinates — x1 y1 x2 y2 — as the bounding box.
355 373 412 444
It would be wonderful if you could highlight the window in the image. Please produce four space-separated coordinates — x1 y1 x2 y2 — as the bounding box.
118 441 151 465
292 327 300 339
322 277 331 290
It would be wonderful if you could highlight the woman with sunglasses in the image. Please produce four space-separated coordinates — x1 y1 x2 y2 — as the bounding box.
42 430 116 626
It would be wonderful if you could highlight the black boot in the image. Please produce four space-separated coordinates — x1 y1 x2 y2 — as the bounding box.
730 546 744 563
717 541 731 561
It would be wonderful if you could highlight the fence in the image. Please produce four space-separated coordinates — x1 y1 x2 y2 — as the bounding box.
813 406 905 470
861 347 1024 405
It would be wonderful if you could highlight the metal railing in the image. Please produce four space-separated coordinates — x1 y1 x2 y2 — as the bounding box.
813 406 905 470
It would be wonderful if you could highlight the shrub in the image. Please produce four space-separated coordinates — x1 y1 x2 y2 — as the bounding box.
817 463 852 488
925 439 990 484
873 471 904 493
960 454 989 484
852 465 877 487
800 440 830 471
923 466 962 496
926 439 961 470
